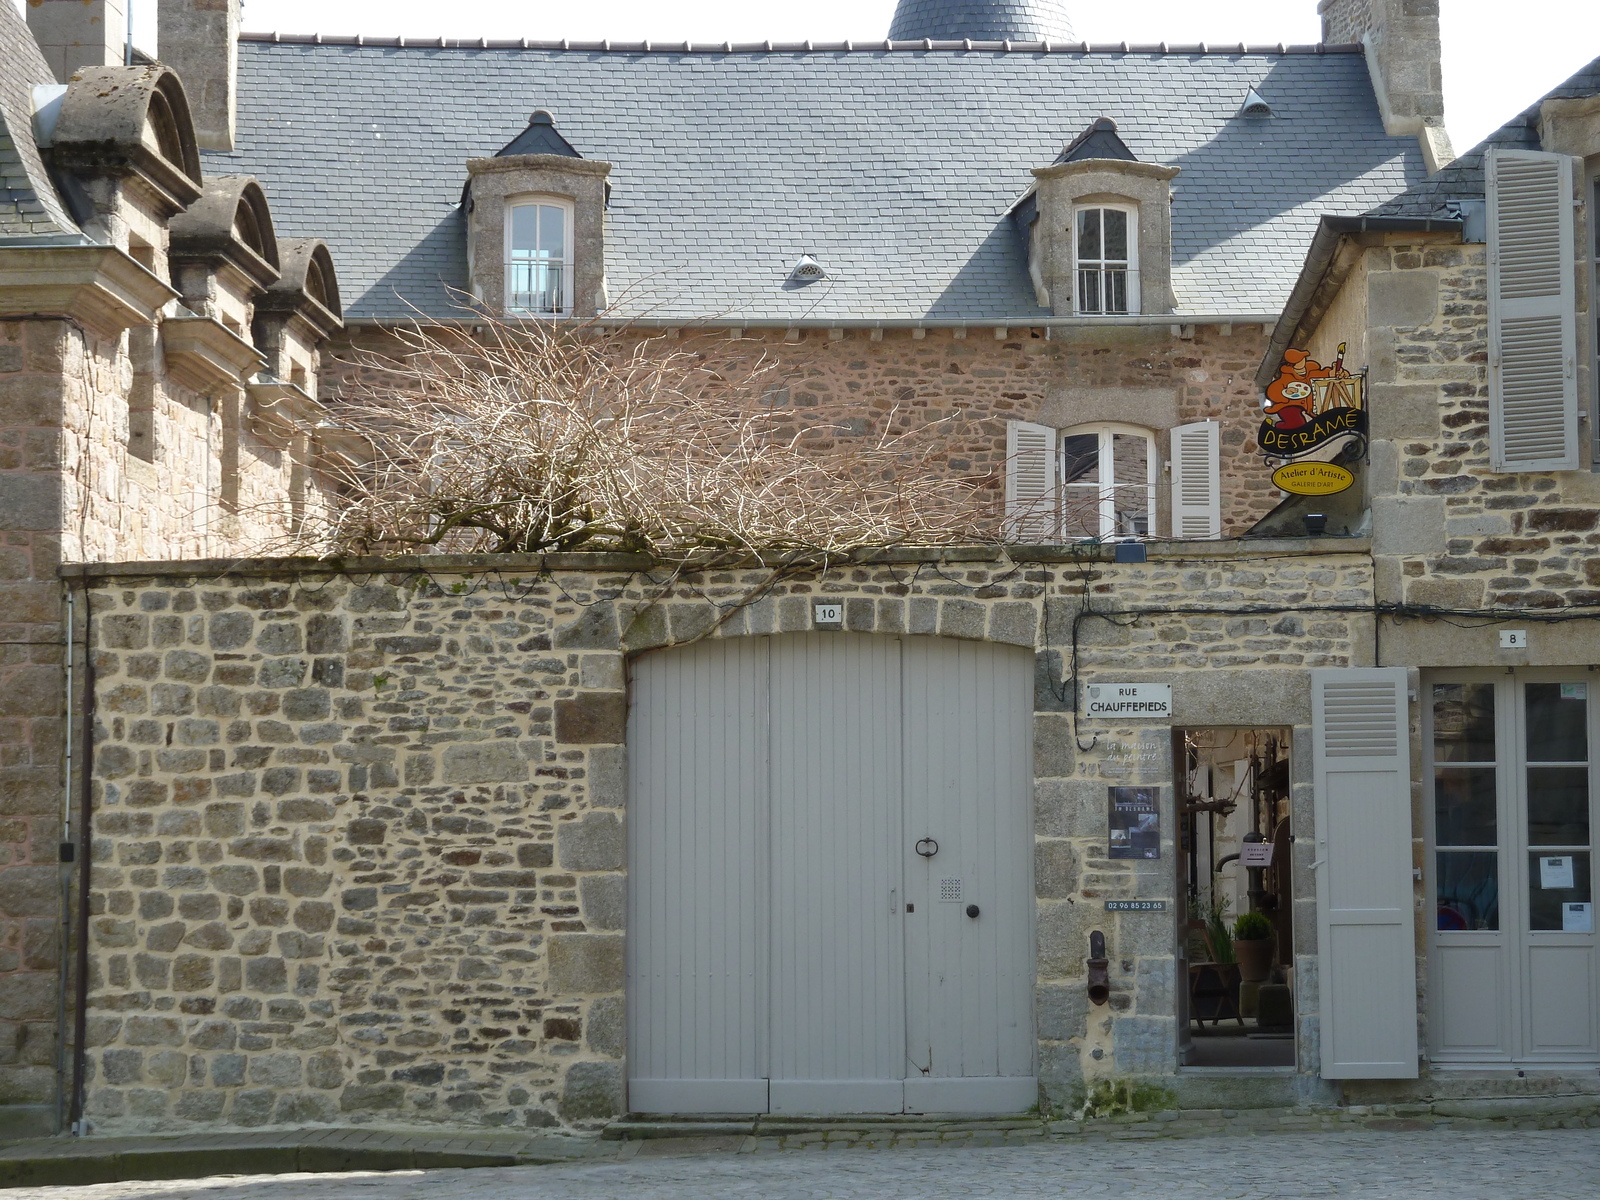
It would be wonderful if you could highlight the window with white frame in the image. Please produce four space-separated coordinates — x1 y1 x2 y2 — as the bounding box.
1005 417 1221 543
505 197 574 316
1075 205 1139 315
1060 423 1155 539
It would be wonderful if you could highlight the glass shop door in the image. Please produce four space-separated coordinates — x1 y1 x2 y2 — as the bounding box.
1428 671 1600 1064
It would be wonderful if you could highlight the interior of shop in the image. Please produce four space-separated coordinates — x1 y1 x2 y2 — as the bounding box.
1176 728 1296 1068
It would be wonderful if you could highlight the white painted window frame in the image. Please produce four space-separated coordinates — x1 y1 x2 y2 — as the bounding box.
504 195 576 318
1059 422 1157 540
1072 203 1140 316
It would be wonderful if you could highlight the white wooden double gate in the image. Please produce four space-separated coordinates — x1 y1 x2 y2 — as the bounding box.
627 634 1036 1114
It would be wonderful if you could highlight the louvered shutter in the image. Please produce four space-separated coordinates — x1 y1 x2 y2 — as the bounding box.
1487 148 1578 472
1004 420 1059 541
1169 420 1221 538
1311 667 1419 1079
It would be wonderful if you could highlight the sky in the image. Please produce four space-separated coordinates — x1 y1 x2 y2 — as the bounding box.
230 0 1600 154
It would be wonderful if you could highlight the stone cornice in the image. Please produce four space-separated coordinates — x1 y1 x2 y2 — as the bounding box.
466 155 613 179
1031 159 1181 183
161 314 268 394
0 244 177 337
59 538 1373 580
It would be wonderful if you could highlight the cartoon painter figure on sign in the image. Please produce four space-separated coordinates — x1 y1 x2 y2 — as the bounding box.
1262 344 1350 430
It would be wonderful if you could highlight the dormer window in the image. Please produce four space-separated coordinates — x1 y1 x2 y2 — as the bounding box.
507 198 574 316
1075 206 1137 315
1020 118 1178 317
465 111 610 321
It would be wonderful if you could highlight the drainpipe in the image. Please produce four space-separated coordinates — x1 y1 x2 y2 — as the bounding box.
68 591 95 1135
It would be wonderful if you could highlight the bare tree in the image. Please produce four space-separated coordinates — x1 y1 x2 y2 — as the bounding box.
282 315 1013 564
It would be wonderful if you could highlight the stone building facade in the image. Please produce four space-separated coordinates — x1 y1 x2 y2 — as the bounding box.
23 0 1598 1144
1266 49 1600 1094
1 4 346 1134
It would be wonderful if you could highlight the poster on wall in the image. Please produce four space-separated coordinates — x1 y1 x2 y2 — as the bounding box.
1258 342 1367 494
1108 786 1161 859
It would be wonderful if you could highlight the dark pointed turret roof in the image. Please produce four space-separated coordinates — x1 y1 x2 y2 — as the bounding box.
496 110 581 158
1058 118 1137 163
888 0 1074 42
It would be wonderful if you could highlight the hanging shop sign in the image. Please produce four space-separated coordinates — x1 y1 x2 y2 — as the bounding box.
1270 460 1356 497
1258 343 1367 467
1108 786 1161 860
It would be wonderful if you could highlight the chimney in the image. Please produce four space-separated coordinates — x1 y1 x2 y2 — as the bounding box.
1319 0 1453 172
157 0 240 151
26 0 133 82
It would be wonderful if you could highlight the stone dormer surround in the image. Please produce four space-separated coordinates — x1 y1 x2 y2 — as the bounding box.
465 153 611 318
167 175 281 334
49 64 204 258
249 237 344 443
1029 157 1180 317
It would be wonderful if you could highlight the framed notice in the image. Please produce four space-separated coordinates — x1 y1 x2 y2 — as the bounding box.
1108 786 1160 860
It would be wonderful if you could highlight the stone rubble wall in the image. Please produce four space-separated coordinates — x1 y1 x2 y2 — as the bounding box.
69 546 1371 1133
325 322 1281 539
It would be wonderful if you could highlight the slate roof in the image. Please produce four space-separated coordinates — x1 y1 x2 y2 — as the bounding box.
0 1 79 242
1368 54 1600 218
212 39 1426 323
889 0 1075 42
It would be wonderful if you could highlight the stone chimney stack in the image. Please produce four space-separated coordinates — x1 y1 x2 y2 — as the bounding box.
158 0 241 151
26 0 131 82
1319 0 1453 171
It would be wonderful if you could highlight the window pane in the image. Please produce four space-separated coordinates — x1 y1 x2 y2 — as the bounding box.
1106 268 1127 314
539 205 565 257
1433 683 1495 762
1062 434 1099 484
1528 851 1592 931
1103 209 1128 261
1526 682 1587 761
510 205 539 251
1435 767 1497 847
1110 434 1147 531
1527 766 1590 846
1081 268 1107 312
1437 851 1499 930
1077 210 1101 261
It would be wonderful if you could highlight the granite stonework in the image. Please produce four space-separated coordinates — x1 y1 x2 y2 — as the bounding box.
62 544 1372 1132
1301 233 1600 668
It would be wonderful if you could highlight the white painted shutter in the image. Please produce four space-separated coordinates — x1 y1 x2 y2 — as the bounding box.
1487 148 1578 472
1004 420 1059 541
1311 667 1419 1079
1169 420 1221 538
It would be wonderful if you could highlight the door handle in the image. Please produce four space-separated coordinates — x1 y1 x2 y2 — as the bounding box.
916 838 939 858
966 904 980 919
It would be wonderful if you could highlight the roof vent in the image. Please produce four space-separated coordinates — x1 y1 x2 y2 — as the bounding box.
1240 87 1273 117
788 254 826 282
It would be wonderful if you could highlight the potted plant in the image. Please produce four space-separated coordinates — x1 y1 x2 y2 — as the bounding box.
1232 911 1274 983
1188 890 1242 1025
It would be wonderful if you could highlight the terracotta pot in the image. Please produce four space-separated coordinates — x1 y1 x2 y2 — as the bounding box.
1233 938 1274 983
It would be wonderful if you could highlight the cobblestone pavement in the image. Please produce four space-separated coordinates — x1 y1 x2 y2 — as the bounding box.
9 1130 1599 1200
